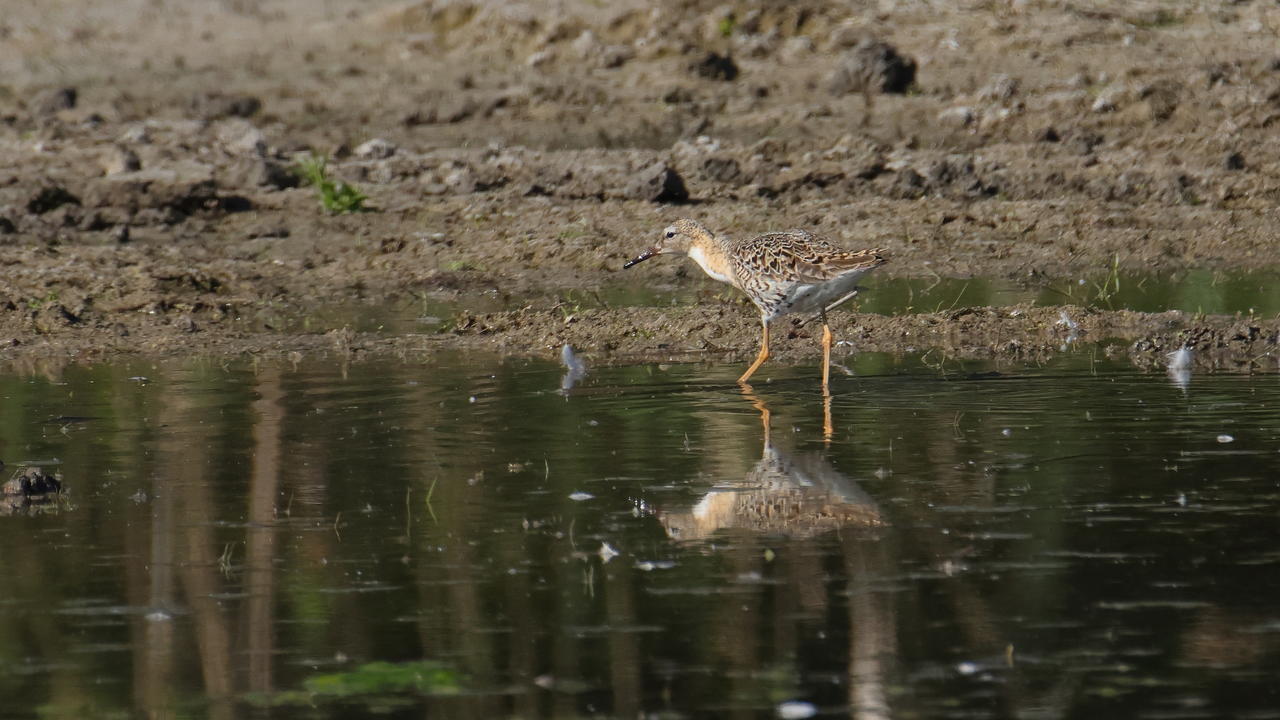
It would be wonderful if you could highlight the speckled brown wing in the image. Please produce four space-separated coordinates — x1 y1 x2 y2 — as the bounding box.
729 229 888 319
732 230 886 285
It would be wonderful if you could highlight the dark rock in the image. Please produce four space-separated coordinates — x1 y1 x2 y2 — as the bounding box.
85 163 222 220
922 156 999 198
0 215 15 234
79 210 111 231
600 45 635 69
423 98 479 124
663 86 695 104
1141 79 1181 121
1036 126 1061 143
34 87 77 116
1224 151 1245 171
703 156 741 182
27 186 80 215
624 162 689 203
101 145 142 175
247 224 289 239
229 158 299 189
764 164 848 195
86 164 212 207
113 225 130 243
1067 129 1103 156
681 116 711 138
887 168 925 199
190 92 262 120
46 204 84 227
692 52 739 82
827 39 917 96
218 195 253 213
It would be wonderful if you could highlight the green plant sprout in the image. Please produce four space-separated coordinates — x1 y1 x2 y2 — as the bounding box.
296 154 368 214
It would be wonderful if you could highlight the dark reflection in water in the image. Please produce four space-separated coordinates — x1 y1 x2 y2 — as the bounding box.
1 353 1280 718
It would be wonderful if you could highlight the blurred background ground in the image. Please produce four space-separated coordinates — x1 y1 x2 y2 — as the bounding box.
2 0 1279 364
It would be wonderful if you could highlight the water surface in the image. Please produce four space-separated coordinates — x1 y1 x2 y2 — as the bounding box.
1 352 1279 718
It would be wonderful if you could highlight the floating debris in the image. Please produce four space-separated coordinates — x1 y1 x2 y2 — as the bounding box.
3 466 62 497
2 466 67 515
1217 434 1234 443
1166 346 1193 392
776 700 818 719
568 491 593 501
559 344 587 393
598 542 620 564
1057 310 1080 348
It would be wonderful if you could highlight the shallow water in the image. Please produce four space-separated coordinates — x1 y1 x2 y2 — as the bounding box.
2 352 1280 719
594 267 1280 317
253 268 1280 337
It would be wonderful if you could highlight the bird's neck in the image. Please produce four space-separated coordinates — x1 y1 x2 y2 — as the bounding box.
687 241 735 285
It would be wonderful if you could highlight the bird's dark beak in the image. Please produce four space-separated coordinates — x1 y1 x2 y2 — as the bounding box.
623 248 656 269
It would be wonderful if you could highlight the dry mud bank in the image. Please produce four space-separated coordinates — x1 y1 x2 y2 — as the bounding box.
2 0 1280 367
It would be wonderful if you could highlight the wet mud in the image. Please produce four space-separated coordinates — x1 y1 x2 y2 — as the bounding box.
3 0 1279 370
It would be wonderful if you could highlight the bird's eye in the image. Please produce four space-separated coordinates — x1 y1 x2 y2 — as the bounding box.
665 231 675 239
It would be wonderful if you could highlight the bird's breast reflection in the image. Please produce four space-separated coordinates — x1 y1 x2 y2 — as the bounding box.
659 391 885 541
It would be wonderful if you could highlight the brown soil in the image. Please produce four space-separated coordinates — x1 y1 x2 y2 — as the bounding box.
2 1 1279 371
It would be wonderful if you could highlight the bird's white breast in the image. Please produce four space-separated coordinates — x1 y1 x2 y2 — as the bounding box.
688 245 735 284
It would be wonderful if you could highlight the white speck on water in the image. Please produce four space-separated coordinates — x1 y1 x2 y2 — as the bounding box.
568 491 594 501
598 542 620 564
1217 434 1234 443
145 610 173 623
468 396 477 403
776 701 818 719
956 661 980 675
559 344 588 393
1001 428 1012 436
635 560 676 571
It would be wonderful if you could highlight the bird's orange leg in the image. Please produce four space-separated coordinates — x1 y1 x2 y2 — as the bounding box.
738 321 770 385
823 391 833 445
821 313 834 441
821 322 833 394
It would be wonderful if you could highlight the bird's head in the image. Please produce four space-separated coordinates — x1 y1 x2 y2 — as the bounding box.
623 219 713 268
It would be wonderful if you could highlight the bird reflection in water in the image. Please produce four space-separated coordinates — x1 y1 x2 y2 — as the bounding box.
660 390 885 542
655 390 895 720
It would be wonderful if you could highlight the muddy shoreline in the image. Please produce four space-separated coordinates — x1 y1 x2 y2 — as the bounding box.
3 1 1280 371
3 302 1275 377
